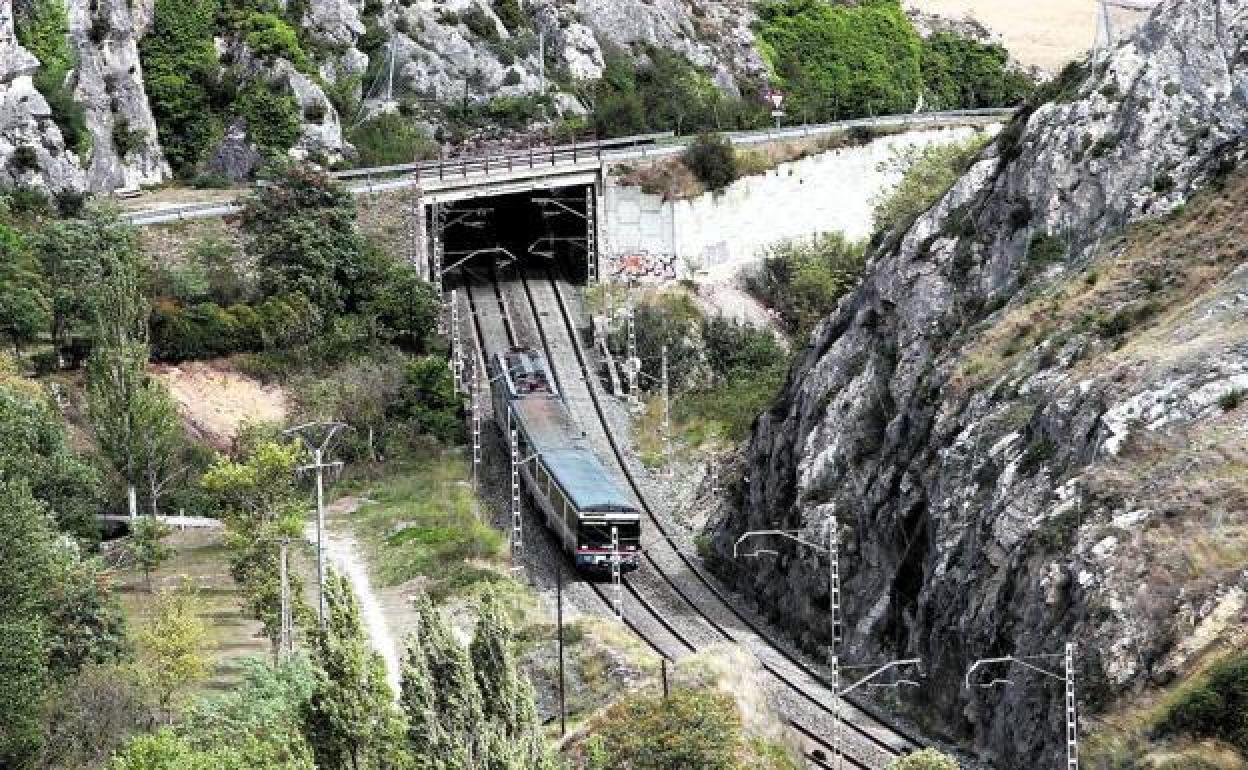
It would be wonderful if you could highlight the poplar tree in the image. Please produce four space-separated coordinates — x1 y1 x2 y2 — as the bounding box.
304 571 408 770
84 221 180 519
399 630 439 768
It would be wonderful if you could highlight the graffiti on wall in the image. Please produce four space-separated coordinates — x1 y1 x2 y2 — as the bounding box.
606 251 679 282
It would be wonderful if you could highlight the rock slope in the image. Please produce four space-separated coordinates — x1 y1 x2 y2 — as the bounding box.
710 0 1248 765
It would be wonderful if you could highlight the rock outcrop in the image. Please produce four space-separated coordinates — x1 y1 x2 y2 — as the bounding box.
0 3 85 193
710 1 1248 765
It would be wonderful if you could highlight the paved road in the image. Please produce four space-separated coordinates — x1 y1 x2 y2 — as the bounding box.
122 109 1013 226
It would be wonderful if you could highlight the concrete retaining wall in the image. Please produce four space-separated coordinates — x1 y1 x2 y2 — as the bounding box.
600 124 1000 282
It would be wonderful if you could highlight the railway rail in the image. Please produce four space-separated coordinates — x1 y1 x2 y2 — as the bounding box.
460 264 923 768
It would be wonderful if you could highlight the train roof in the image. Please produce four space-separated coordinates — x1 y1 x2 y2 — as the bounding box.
494 347 558 398
541 449 638 514
511 397 584 454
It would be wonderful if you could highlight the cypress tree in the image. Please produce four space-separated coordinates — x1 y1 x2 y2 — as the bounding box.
304 570 409 770
469 588 520 734
414 594 483 743
399 629 446 769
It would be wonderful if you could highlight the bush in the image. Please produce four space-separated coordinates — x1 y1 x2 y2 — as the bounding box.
460 5 499 41
684 133 738 191
346 112 437 167
239 12 314 73
391 356 462 444
1157 655 1248 752
757 0 922 121
743 232 867 336
492 0 526 32
139 0 221 176
10 145 39 172
921 32 1033 110
190 173 232 189
111 118 145 158
871 135 988 237
237 83 302 157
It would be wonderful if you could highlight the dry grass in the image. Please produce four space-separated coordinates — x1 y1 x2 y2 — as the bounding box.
952 171 1248 393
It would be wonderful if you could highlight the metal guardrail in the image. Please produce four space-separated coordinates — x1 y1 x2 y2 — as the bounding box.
122 109 1014 226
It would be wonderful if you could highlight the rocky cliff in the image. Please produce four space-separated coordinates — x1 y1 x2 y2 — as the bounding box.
710 0 1248 765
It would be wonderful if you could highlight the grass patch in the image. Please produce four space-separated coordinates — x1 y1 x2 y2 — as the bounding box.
343 450 506 598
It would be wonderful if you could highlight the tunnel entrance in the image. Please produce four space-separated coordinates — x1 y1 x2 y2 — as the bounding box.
431 184 597 287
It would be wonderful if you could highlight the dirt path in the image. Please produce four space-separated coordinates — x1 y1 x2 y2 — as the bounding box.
307 497 402 696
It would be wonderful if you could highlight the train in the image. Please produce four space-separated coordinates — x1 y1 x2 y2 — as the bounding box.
488 346 641 573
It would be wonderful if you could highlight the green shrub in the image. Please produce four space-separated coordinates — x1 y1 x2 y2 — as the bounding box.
871 135 988 237
1157 655 1248 752
502 68 521 87
1027 232 1067 265
743 232 867 336
190 173 232 189
391 356 462 444
18 0 91 158
111 118 145 158
921 32 1033 110
756 0 922 121
684 133 738 191
239 12 313 73
10 146 39 172
460 5 499 41
139 0 222 176
346 112 437 167
1152 171 1175 193
492 0 526 32
237 83 302 157
1218 388 1244 412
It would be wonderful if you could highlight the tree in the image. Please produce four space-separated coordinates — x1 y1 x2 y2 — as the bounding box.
200 439 307 653
469 588 521 735
130 517 174 590
0 226 50 358
394 357 463 444
888 749 961 770
85 230 181 520
414 594 483 747
303 571 408 770
398 628 443 769
0 379 103 540
0 480 58 770
365 262 439 353
241 165 370 316
46 551 130 677
136 581 212 721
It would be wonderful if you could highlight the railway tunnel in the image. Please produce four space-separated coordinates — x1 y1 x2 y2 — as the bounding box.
429 182 599 288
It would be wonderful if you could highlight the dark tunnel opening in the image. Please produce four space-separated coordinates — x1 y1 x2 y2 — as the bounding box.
434 184 595 286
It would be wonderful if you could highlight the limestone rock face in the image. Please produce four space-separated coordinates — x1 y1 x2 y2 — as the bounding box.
710 1 1248 766
67 0 169 190
0 2 85 193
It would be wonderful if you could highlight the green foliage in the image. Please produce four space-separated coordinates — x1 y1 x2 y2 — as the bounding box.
238 83 302 157
920 33 1033 110
347 113 437 168
460 5 499 41
112 118 147 158
469 589 522 735
0 480 58 770
583 690 744 770
304 571 408 770
871 135 988 237
150 293 322 362
492 0 526 33
240 13 314 72
243 165 369 315
391 356 463 444
0 381 102 538
18 0 91 158
683 133 738 191
1218 388 1245 411
200 438 308 652
0 226 50 356
677 316 789 440
756 0 922 121
888 748 961 770
136 582 212 718
130 517 174 590
177 657 316 770
1158 654 1248 752
743 232 867 336
140 0 223 176
609 291 703 392
588 46 767 138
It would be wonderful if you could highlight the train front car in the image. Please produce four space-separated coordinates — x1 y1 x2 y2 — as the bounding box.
490 346 642 575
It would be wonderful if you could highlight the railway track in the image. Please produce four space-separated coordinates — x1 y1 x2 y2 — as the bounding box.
461 267 911 769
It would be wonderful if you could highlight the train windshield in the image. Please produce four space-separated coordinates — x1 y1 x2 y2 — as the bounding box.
580 520 641 549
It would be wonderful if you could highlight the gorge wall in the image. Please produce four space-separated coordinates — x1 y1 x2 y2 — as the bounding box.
709 0 1248 765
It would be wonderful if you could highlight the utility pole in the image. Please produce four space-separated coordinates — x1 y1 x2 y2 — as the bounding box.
450 288 463 394
965 643 1080 770
538 29 546 94
285 422 347 631
386 31 396 103
509 425 523 568
556 562 567 737
432 204 446 334
278 536 293 660
709 461 720 497
626 301 639 408
661 343 672 477
734 520 922 770
585 186 598 285
471 366 482 494
610 524 623 619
